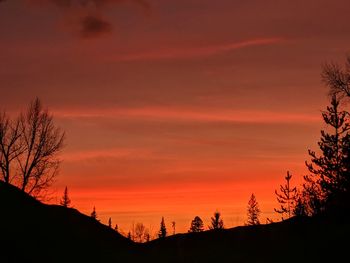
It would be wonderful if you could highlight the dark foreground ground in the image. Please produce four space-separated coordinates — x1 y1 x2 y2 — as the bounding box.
0 181 348 263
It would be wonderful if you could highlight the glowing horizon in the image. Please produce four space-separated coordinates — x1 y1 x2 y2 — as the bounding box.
1 0 350 235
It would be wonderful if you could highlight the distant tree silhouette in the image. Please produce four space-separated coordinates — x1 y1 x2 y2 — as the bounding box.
144 228 151 242
303 176 323 215
247 194 260 225
304 95 350 214
114 224 118 232
188 216 204 232
108 217 112 228
266 217 274 224
0 98 65 197
274 171 298 220
171 221 176 235
127 231 132 240
135 223 146 243
293 196 308 217
60 186 71 208
91 206 98 220
158 217 167 238
209 211 224 230
322 55 350 99
134 223 151 243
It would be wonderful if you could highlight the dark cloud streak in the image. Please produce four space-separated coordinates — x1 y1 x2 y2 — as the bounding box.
43 0 150 10
80 14 112 38
27 0 150 38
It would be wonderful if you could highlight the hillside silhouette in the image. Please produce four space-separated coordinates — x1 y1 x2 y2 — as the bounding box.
0 181 137 263
0 181 349 263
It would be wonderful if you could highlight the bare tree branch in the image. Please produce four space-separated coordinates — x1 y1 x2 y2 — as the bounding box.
322 55 350 99
0 98 65 198
15 98 65 197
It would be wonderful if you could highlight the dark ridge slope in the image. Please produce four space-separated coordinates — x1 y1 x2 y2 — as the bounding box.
1 181 349 263
0 181 137 263
141 215 349 263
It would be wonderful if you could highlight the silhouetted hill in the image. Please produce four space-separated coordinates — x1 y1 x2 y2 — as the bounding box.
0 181 349 263
143 216 349 263
0 181 137 263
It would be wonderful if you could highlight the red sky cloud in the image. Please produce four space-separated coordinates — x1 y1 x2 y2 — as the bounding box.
111 38 285 61
61 147 155 162
53 107 319 124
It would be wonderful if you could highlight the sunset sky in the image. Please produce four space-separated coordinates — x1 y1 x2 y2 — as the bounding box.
1 0 350 234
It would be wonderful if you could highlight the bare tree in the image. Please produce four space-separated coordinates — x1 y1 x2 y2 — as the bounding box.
16 98 65 196
135 223 146 243
0 112 22 184
322 55 350 99
144 228 151 242
0 98 65 197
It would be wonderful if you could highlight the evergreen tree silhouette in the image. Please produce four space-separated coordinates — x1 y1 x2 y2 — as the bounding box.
114 224 118 232
108 217 112 228
127 231 132 240
247 194 260 225
209 211 224 230
293 196 308 217
304 95 350 214
60 186 71 208
188 216 204 232
91 206 98 220
274 171 298 220
158 217 167 238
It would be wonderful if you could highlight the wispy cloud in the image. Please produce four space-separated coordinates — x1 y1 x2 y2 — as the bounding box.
112 38 285 61
54 106 318 124
62 148 154 161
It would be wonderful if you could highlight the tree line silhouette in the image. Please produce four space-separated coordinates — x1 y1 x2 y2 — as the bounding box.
1 55 350 243
272 56 350 220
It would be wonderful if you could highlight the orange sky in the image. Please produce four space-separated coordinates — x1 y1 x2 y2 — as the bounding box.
1 0 350 234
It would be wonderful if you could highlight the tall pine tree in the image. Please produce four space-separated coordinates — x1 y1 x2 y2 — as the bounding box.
304 95 350 214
